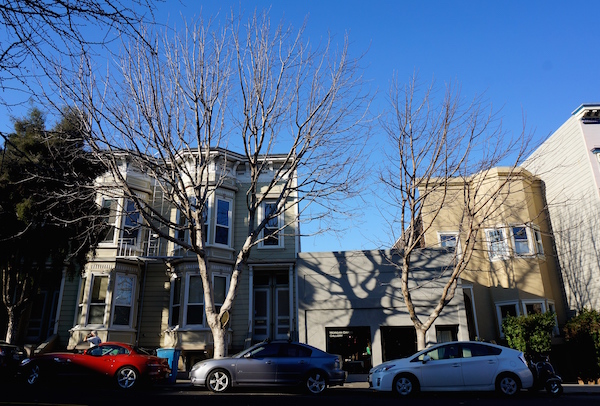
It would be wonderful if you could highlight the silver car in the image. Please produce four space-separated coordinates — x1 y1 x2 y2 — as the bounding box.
190 341 346 394
368 341 534 397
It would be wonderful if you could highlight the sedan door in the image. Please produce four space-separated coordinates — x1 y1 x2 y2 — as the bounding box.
235 343 280 384
275 343 313 384
417 344 464 389
459 343 500 387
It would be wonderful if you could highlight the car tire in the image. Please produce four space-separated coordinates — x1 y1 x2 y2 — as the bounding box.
206 369 231 393
25 364 41 386
305 370 327 394
496 373 521 396
393 374 418 397
545 380 563 396
115 366 139 389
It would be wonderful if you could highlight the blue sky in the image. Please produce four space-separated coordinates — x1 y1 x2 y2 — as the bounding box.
2 1 598 252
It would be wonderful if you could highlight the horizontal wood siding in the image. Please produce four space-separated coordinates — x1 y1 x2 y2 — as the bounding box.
524 115 600 310
137 263 171 348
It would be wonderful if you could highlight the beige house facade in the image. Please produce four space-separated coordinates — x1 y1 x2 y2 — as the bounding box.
49 149 300 369
524 104 600 313
417 167 567 342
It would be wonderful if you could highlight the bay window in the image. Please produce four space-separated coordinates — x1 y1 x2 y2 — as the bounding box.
169 277 181 327
260 201 283 248
511 226 531 255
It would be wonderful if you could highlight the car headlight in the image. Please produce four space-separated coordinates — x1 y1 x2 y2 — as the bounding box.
372 364 395 373
191 362 206 372
20 358 31 367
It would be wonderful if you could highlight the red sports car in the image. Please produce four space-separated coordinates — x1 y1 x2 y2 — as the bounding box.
20 342 171 389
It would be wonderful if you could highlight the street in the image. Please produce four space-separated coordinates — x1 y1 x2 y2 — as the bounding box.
1 381 600 406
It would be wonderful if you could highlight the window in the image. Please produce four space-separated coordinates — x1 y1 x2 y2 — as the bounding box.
122 199 141 245
260 201 283 248
533 227 544 255
169 277 181 327
436 325 458 343
100 198 118 243
438 232 459 253
511 226 531 255
112 274 135 326
88 275 109 325
485 228 509 260
461 343 502 357
76 276 87 325
185 275 204 325
214 199 231 246
522 301 545 315
496 302 520 337
213 275 227 313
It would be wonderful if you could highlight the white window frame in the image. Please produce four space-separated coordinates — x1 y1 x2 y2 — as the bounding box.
510 225 534 256
182 272 231 328
259 201 284 249
437 231 460 253
120 198 143 249
532 226 544 256
495 301 521 337
99 197 118 245
485 228 510 261
169 276 182 327
214 198 232 247
86 274 109 327
521 300 546 316
110 274 136 328
75 276 87 326
176 200 210 245
183 274 205 327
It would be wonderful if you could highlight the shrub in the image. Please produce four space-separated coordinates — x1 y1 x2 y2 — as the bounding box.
502 312 555 358
564 308 600 382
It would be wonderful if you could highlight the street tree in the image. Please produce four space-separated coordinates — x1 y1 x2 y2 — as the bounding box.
0 0 155 107
379 75 531 350
0 107 106 343
56 11 369 358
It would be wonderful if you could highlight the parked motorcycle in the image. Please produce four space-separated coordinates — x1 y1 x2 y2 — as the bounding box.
528 355 563 396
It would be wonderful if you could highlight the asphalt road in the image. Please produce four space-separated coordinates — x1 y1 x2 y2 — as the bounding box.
1 380 600 406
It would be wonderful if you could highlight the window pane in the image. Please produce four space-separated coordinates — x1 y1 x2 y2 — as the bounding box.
113 305 130 325
186 304 204 325
88 305 105 324
526 303 543 314
217 200 229 226
512 227 530 255
214 276 226 305
188 276 203 303
215 226 228 245
114 275 133 306
91 276 108 303
172 278 181 306
487 229 508 258
101 199 117 242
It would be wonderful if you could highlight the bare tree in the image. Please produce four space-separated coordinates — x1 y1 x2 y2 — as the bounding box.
0 0 155 107
379 74 531 350
55 11 369 358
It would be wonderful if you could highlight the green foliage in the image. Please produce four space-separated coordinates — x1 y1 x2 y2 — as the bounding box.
564 308 600 382
502 312 556 357
0 106 106 325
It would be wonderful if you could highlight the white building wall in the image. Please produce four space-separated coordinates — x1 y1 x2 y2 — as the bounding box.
524 105 600 311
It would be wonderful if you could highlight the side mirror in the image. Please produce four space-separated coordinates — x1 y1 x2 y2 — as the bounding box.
244 352 252 359
422 355 431 364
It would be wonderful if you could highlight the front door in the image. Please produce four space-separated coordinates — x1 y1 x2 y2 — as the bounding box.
253 272 290 341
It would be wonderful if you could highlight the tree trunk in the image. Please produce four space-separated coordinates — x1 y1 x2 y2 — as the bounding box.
416 328 427 351
4 306 19 344
211 324 226 359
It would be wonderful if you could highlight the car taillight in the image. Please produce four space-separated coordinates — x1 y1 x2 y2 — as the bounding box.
334 357 341 369
518 353 528 366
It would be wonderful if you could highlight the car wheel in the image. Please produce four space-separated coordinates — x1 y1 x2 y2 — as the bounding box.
206 369 231 393
26 364 41 386
496 373 521 396
115 366 139 389
545 380 563 396
305 370 327 394
393 374 418 397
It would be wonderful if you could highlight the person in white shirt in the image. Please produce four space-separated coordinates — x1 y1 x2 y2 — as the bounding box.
86 331 101 347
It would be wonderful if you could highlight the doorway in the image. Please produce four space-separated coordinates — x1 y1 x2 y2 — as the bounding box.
326 326 372 373
253 272 290 341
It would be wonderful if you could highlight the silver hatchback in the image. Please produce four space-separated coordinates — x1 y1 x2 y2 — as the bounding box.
190 341 346 394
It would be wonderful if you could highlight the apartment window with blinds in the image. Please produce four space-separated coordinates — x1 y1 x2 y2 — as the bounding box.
112 274 135 326
87 275 109 325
